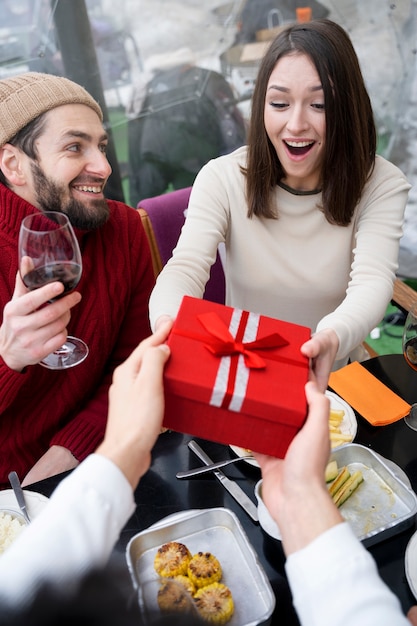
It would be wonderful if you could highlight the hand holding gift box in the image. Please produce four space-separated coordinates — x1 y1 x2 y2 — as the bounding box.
163 296 311 458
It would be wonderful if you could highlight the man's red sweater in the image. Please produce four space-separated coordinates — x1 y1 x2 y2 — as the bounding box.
0 183 155 489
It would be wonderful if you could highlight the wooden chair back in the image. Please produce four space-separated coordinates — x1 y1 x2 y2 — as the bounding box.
137 187 225 304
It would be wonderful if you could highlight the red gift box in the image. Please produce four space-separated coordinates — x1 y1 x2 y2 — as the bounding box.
163 296 310 457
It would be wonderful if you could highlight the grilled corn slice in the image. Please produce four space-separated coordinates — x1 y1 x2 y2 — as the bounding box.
157 578 195 613
154 541 192 577
171 574 196 596
194 582 234 624
188 552 222 588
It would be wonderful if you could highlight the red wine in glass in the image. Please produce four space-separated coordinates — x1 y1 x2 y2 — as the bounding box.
23 262 82 296
19 211 88 370
404 337 417 372
402 303 417 429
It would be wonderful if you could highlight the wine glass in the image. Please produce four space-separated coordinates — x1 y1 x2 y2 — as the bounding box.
402 301 417 429
18 211 88 370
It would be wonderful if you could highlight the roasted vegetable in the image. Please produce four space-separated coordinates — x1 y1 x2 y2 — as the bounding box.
194 582 234 624
328 466 351 497
332 470 364 507
154 541 192 577
188 552 222 588
325 460 338 483
158 578 195 613
154 543 234 624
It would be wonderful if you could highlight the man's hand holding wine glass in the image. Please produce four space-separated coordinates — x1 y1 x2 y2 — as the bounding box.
17 211 88 370
0 265 81 372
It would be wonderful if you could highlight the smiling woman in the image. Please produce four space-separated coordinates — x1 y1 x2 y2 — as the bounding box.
244 19 377 224
149 18 411 394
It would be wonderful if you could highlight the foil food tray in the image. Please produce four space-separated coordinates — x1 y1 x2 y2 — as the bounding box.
330 444 417 547
126 507 275 626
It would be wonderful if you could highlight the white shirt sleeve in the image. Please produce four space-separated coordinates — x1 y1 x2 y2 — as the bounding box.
0 454 135 607
285 522 410 626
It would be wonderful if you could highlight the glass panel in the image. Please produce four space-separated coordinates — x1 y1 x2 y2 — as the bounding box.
0 0 415 216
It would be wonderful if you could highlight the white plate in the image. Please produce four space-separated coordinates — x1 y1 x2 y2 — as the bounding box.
0 489 49 519
406 530 417 598
327 390 357 449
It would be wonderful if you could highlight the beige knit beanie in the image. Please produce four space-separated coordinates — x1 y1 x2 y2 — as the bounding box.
0 72 103 147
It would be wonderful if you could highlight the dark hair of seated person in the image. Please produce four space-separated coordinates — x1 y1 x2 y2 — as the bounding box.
0 566 205 626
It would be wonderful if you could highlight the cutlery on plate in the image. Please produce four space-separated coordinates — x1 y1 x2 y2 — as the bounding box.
187 440 258 523
8 471 31 524
176 455 255 478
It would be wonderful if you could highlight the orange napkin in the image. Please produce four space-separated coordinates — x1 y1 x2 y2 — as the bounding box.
328 361 411 426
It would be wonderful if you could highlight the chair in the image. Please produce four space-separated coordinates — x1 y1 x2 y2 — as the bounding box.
357 279 417 359
137 187 226 304
360 279 417 358
392 278 417 315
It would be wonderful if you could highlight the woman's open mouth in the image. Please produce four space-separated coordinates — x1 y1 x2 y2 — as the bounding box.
284 140 315 156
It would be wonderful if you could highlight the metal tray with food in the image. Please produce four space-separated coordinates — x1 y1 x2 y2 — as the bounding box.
329 444 417 547
126 507 275 626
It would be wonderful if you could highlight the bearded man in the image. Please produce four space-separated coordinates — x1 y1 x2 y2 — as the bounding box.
0 73 155 488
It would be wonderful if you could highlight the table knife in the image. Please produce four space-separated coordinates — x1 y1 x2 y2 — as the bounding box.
8 471 31 524
188 440 259 522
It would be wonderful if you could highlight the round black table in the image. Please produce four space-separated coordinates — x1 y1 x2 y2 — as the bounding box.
29 353 417 624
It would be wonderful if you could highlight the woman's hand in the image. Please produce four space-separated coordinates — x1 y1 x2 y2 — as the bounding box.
300 328 339 392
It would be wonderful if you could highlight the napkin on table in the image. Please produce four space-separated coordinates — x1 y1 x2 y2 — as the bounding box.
328 361 411 426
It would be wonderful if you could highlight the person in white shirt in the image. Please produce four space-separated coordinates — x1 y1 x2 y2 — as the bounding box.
0 323 174 616
149 19 411 392
0 321 416 625
256 383 417 626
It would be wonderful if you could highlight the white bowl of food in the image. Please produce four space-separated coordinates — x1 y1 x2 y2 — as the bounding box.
254 480 281 541
0 508 27 555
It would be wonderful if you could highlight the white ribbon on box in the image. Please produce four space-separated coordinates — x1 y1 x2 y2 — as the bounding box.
209 308 260 412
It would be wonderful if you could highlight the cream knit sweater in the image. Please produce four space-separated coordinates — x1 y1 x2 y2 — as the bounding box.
149 147 410 364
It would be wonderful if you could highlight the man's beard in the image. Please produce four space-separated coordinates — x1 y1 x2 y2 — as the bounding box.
31 162 110 230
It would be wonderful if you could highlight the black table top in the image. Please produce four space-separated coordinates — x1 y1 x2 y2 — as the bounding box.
347 354 417 615
29 353 417 624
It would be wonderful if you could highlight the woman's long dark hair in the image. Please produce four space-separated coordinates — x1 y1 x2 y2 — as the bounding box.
244 19 376 225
